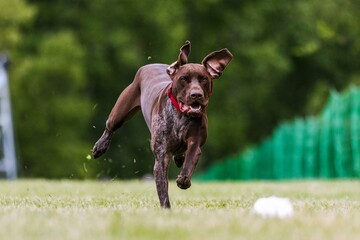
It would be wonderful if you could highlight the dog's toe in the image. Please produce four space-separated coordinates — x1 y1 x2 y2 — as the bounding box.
92 144 107 158
176 175 191 189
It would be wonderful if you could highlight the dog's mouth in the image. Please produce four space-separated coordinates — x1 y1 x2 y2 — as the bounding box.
179 101 206 117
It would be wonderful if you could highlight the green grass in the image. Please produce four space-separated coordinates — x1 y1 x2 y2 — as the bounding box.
0 179 359 240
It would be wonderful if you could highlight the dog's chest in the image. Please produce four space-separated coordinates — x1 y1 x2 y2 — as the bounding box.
151 101 192 154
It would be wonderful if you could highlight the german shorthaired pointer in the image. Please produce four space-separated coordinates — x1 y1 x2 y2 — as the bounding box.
92 41 232 208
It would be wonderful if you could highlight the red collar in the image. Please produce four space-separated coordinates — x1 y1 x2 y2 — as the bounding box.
167 84 184 112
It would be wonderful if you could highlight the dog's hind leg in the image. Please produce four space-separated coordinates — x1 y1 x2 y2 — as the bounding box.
92 82 141 158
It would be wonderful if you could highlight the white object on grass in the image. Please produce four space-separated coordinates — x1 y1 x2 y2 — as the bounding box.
253 196 294 218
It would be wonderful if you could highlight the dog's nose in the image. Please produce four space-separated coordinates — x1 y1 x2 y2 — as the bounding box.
190 89 203 100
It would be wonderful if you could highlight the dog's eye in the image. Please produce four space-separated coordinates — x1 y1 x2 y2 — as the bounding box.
198 76 208 82
180 76 189 82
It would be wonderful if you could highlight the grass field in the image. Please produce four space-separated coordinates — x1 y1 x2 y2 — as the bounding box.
0 179 359 240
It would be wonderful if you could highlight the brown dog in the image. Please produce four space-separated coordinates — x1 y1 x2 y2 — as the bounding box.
92 41 232 208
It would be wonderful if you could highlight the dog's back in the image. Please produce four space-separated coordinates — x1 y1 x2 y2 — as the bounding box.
136 64 171 129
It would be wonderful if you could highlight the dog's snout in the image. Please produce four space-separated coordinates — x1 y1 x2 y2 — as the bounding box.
190 89 203 100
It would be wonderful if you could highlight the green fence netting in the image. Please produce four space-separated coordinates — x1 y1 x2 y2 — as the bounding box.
198 86 360 180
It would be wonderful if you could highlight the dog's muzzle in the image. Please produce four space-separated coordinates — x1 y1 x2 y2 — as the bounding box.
168 85 208 117
181 89 208 117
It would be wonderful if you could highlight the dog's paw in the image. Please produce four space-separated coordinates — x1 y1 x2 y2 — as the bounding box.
92 140 110 158
173 154 185 168
176 175 191 189
92 131 112 158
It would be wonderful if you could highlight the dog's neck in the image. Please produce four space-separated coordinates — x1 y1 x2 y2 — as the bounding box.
167 83 183 112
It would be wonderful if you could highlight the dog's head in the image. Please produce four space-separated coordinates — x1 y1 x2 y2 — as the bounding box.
167 41 233 117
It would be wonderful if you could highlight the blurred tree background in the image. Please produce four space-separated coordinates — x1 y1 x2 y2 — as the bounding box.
1 0 359 179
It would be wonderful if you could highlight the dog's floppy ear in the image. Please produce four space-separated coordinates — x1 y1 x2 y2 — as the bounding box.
202 48 233 79
167 41 191 77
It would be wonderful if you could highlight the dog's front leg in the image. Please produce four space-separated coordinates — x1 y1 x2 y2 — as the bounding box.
176 140 202 190
153 153 172 208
